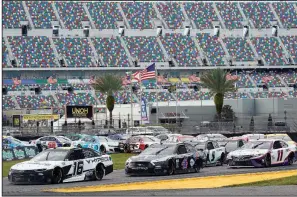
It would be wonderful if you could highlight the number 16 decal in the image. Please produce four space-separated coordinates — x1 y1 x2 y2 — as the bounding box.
73 161 84 175
277 150 283 161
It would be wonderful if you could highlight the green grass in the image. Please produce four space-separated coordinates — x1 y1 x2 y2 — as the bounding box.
228 175 297 187
2 153 134 177
110 153 135 170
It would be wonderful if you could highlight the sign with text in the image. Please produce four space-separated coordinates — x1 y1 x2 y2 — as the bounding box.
141 98 148 121
2 146 39 161
66 106 93 119
23 114 59 121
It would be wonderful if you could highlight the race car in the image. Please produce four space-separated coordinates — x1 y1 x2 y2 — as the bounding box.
265 134 297 147
123 135 160 153
63 134 89 142
8 147 113 184
196 134 227 141
226 139 297 168
125 143 204 176
189 140 226 166
108 134 131 152
224 138 246 155
72 135 105 153
163 134 195 144
30 136 72 148
3 136 30 149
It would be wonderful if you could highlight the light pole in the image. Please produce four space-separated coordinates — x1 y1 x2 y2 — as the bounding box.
126 71 133 127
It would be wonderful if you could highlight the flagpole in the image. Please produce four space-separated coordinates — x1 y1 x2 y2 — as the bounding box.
155 67 159 125
130 73 133 127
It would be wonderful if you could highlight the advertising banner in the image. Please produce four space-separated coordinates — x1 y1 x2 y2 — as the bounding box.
2 146 39 161
22 114 59 121
12 115 21 127
66 106 93 118
141 98 148 121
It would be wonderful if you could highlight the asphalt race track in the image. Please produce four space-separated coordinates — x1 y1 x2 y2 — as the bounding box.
3 163 297 196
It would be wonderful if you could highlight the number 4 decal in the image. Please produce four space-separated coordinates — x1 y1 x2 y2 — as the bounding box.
73 161 84 176
277 150 283 161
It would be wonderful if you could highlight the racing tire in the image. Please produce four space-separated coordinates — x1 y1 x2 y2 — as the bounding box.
144 145 148 149
194 161 201 173
288 154 294 165
219 153 225 166
94 164 105 181
100 146 106 153
77 144 82 148
264 154 271 167
167 160 175 176
52 168 63 184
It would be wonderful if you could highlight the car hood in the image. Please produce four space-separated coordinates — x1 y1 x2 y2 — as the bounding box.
228 149 268 157
11 161 63 171
129 154 173 162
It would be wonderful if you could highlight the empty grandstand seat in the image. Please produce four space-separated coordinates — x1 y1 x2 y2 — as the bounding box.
121 2 157 29
8 36 57 68
157 2 184 29
124 37 165 62
216 2 244 29
222 37 255 61
240 2 275 29
56 93 96 106
251 37 286 65
55 2 89 29
53 38 93 67
86 2 123 29
2 1 27 28
280 36 297 63
184 2 219 30
3 96 16 110
16 95 57 109
196 33 225 65
92 37 130 67
272 2 297 29
27 1 57 29
160 34 201 67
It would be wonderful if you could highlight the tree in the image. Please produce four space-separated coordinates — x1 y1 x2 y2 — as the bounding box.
92 74 123 126
200 68 237 120
249 116 254 132
220 105 236 122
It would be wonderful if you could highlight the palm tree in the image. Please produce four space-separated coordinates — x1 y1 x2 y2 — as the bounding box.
93 74 123 126
200 68 237 120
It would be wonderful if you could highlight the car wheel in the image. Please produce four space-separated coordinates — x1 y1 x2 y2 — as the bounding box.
77 144 82 148
264 154 271 167
288 154 294 165
94 164 105 181
194 161 201 173
52 168 63 184
167 160 175 175
100 146 106 153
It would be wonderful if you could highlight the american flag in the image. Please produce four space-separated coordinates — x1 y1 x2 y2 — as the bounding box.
140 63 156 81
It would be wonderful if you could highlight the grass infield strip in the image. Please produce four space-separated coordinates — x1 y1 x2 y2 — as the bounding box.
46 170 297 193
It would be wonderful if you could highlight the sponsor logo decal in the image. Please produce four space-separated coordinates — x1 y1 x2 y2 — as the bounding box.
190 159 195 167
182 158 188 169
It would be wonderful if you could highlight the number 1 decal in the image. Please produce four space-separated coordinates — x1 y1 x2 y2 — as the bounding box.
277 150 283 161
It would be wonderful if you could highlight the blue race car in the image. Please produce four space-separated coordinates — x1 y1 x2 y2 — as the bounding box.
3 136 29 149
72 135 105 152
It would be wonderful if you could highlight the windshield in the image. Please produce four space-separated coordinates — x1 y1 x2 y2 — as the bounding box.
57 136 70 143
179 136 194 142
31 150 68 161
140 146 176 156
9 137 23 145
68 136 81 141
195 143 206 150
225 141 238 152
241 141 271 149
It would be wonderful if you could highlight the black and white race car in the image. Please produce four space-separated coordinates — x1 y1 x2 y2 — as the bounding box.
8 147 113 184
125 143 204 176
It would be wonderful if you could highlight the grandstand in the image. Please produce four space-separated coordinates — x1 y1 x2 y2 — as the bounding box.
2 1 297 115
